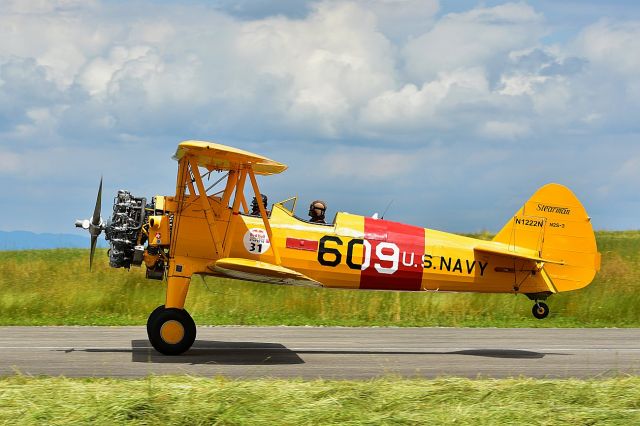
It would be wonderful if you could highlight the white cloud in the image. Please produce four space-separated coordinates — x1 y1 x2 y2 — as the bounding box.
0 150 21 174
235 2 397 136
355 0 439 40
321 146 421 180
575 19 640 103
78 45 158 96
577 19 640 77
0 1 107 90
615 156 640 181
2 0 638 147
4 0 96 14
0 0 629 145
499 73 549 96
359 67 490 132
403 2 545 82
478 120 530 140
1 1 640 232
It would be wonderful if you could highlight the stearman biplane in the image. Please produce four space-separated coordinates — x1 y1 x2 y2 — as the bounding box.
76 141 601 355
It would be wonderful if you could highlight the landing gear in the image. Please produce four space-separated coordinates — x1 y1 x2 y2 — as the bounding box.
147 306 196 355
532 301 549 319
146 305 165 337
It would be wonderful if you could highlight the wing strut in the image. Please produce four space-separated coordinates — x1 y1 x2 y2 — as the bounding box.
221 170 237 207
188 157 224 256
222 168 248 257
248 166 281 265
169 157 190 258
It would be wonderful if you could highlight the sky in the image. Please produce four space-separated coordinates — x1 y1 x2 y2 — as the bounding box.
1 0 639 234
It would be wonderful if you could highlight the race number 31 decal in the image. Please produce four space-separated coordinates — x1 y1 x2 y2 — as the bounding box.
243 228 271 254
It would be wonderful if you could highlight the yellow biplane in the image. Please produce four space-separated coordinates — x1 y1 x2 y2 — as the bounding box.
76 141 601 355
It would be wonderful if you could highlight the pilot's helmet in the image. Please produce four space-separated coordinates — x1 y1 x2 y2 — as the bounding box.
251 194 268 214
309 200 327 218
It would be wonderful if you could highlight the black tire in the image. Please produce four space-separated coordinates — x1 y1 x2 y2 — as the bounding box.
146 305 165 337
147 308 196 355
532 302 550 319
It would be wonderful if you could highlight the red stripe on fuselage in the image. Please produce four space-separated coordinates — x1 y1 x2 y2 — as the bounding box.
286 237 319 251
360 218 424 291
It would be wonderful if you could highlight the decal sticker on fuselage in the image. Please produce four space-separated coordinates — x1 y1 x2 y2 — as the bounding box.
360 218 424 290
536 204 571 215
423 255 488 276
514 217 544 228
243 228 271 254
314 218 490 290
315 218 425 291
286 237 319 251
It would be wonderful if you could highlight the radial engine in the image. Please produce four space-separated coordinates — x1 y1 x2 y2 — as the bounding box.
75 179 166 279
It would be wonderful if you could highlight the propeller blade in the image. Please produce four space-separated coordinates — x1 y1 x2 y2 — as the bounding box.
90 235 98 271
92 177 103 227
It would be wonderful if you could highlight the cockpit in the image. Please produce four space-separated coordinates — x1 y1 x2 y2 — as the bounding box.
251 196 335 226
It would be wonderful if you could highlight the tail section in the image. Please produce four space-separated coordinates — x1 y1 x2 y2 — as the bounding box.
493 183 600 292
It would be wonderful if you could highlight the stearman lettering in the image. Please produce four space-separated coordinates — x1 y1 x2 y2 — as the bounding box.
537 204 571 215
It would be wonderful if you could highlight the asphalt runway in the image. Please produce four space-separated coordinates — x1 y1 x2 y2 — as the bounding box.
0 326 638 379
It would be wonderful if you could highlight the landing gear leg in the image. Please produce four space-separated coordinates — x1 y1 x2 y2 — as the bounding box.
165 275 191 309
147 275 197 355
532 301 549 319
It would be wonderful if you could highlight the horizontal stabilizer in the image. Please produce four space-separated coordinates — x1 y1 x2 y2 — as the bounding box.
209 258 322 287
474 243 563 294
474 244 565 266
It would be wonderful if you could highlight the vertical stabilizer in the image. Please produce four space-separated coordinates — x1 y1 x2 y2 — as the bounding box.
493 183 600 292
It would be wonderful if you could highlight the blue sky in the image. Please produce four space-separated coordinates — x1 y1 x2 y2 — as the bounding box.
1 0 639 234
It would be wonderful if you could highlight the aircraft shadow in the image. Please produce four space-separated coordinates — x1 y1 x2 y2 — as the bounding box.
450 349 549 359
130 340 305 365
59 341 563 365
127 342 555 364
282 348 550 359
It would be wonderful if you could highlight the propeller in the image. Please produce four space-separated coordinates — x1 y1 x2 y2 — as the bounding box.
75 177 105 270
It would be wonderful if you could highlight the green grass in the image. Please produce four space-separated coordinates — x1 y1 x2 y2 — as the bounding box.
0 376 638 425
0 231 639 327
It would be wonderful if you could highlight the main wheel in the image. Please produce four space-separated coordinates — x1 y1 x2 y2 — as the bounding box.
532 302 550 319
147 307 196 355
146 305 165 337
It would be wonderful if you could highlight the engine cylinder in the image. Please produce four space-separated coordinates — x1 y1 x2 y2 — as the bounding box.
104 190 147 268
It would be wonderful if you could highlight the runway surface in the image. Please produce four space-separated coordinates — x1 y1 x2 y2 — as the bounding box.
1 326 638 379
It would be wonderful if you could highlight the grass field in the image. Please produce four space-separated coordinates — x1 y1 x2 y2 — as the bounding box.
0 376 638 425
0 231 638 327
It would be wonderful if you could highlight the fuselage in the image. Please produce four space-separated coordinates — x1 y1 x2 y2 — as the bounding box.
164 195 550 295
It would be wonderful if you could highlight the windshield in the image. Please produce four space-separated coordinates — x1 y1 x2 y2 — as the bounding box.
274 196 297 216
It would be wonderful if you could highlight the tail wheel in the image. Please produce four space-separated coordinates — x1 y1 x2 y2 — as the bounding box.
147 307 196 355
532 301 550 319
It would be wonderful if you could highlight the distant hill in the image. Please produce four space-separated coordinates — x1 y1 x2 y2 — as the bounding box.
0 231 106 251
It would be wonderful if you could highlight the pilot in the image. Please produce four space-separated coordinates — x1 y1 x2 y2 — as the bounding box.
308 200 327 223
250 194 268 216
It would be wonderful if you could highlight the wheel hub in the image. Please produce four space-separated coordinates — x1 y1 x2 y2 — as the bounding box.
160 320 185 344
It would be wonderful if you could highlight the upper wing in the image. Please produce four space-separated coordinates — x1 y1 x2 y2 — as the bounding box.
209 258 322 287
173 140 287 175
